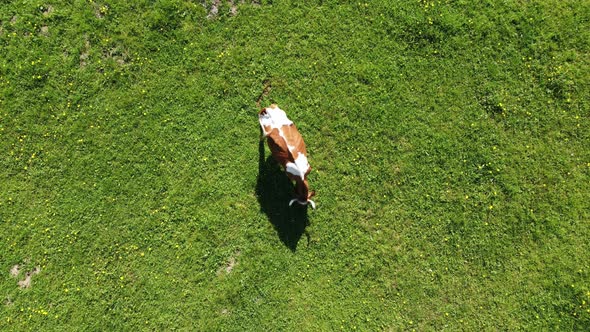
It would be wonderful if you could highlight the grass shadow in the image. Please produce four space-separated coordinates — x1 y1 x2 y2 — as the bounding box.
256 139 310 251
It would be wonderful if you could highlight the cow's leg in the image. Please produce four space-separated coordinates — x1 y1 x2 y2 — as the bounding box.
259 126 265 141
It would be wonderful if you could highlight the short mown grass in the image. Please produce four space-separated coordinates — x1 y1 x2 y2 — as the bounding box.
1 0 589 330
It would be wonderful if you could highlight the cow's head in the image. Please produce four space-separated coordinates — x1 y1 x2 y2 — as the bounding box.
289 177 316 209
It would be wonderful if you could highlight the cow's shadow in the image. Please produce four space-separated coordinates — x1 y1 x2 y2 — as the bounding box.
256 140 310 251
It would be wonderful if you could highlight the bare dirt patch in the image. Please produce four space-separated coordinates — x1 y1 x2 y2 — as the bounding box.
103 46 130 66
206 0 254 19
16 267 41 289
10 264 20 278
18 275 33 288
217 251 241 276
42 5 54 17
224 256 237 274
80 38 91 68
40 26 49 36
93 3 108 19
207 0 221 19
230 1 238 16
5 297 13 306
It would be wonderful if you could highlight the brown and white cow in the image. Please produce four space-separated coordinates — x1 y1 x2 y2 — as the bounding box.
258 104 316 208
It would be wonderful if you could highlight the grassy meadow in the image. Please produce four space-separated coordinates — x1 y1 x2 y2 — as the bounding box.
1 0 589 330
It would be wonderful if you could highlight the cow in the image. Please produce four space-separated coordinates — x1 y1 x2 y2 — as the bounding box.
258 104 316 209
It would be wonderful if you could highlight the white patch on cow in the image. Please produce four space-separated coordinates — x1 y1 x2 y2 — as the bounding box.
286 154 309 179
277 128 289 143
258 105 293 134
293 153 310 177
286 162 303 179
288 145 295 151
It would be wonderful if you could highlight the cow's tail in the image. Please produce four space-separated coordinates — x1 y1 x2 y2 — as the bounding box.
256 79 272 109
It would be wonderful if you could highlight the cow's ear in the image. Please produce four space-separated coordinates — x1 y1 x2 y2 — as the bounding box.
258 108 267 115
308 191 316 199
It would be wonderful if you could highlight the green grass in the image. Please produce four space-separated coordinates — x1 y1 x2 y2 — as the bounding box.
1 0 589 330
